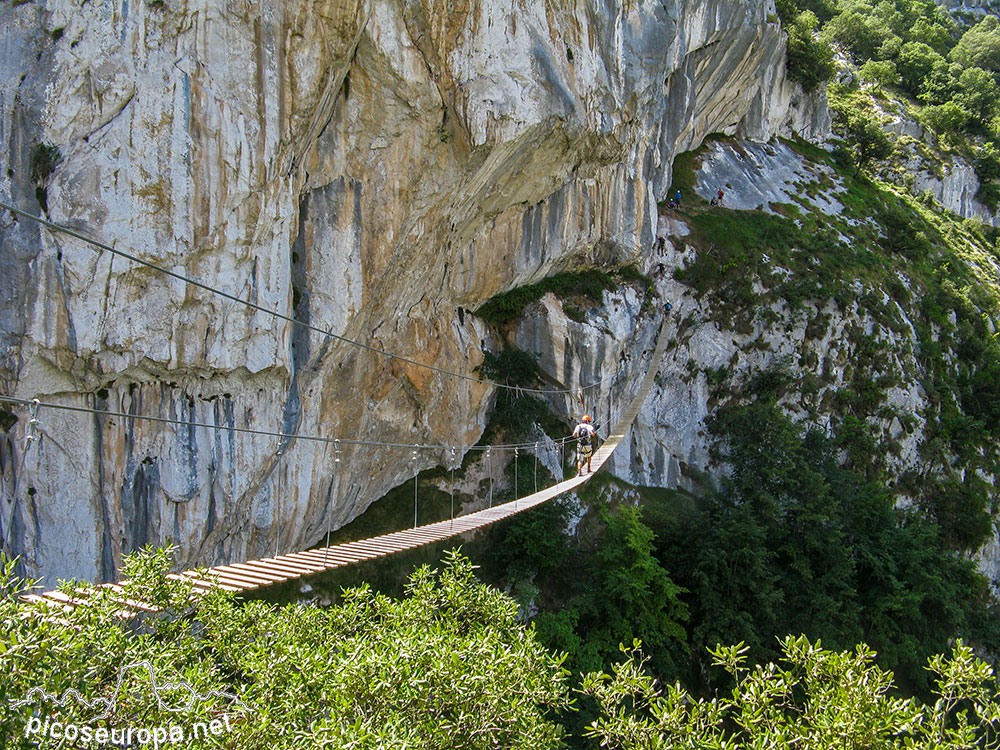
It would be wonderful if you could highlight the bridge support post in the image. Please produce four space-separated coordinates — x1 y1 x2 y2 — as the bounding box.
514 447 519 510
324 440 341 569
412 450 418 529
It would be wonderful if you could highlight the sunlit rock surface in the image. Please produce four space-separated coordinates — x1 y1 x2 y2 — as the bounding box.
1 0 817 584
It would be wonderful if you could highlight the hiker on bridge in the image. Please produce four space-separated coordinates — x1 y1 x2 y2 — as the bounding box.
573 415 597 476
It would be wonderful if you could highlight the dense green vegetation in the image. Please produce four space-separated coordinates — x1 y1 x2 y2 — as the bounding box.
670 131 1000 549
780 0 1000 137
583 637 1000 748
529 502 689 680
4 549 1000 748
0 550 571 749
679 401 998 691
485 400 999 713
777 0 1000 202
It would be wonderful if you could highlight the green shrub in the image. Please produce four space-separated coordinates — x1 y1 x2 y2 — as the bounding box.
919 60 960 104
477 348 541 387
950 15 1000 73
977 181 1000 211
786 11 836 92
1 549 573 749
841 111 893 173
974 142 1000 182
29 143 61 182
878 201 933 259
822 7 892 63
921 100 969 135
955 66 1000 126
858 59 898 87
921 476 994 551
897 41 946 97
582 638 1000 749
909 16 954 55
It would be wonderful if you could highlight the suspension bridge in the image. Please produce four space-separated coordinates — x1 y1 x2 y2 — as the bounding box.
19 318 667 615
0 203 670 617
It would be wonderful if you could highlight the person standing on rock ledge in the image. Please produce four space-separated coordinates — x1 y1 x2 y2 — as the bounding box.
573 415 597 475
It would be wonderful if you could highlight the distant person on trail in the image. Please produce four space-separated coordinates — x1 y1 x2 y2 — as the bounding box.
573 415 597 475
675 190 682 206
717 189 724 203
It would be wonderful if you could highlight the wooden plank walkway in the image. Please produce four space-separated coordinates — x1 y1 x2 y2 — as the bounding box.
28 321 669 610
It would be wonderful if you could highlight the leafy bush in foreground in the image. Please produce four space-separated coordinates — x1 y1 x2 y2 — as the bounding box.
582 636 1000 749
0 549 571 749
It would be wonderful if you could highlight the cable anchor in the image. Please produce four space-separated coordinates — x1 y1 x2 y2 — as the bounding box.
24 399 40 449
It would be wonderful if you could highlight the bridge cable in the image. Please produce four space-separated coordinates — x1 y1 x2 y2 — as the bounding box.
487 447 493 509
0 202 619 397
274 446 284 558
0 394 577 454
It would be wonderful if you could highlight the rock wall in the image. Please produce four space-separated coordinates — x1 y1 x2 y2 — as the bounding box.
938 0 1000 19
911 156 998 227
1 0 813 584
883 98 998 227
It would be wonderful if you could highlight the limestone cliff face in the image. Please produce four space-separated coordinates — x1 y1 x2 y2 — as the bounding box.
1 0 813 584
885 110 999 228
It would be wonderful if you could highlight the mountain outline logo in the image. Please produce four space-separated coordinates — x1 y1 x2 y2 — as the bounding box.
11 660 249 719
